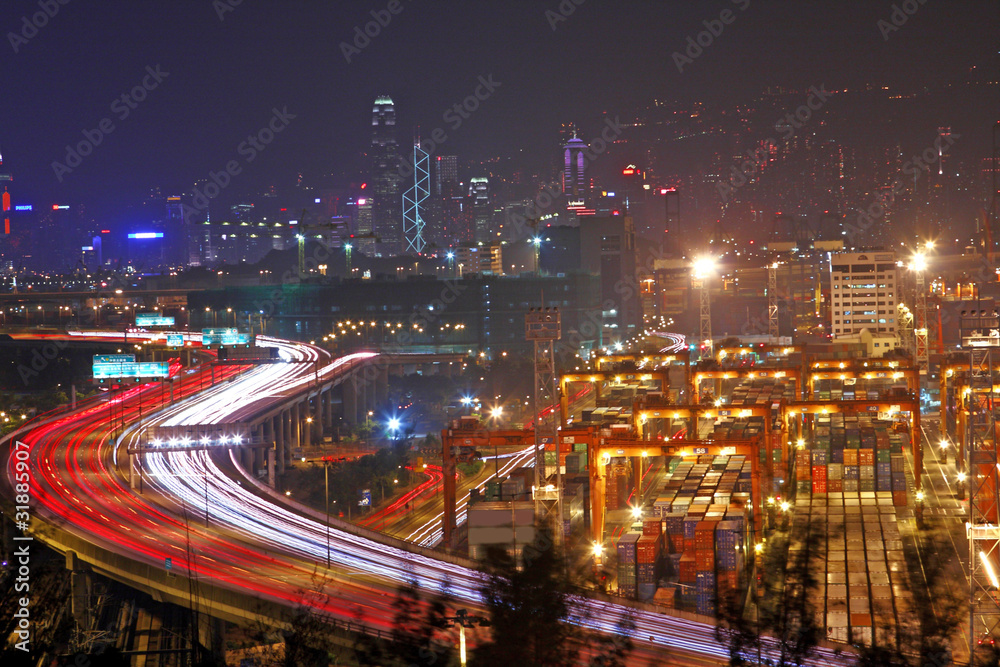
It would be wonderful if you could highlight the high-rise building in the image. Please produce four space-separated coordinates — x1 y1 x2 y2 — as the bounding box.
355 196 375 256
0 149 12 236
371 96 401 255
469 177 491 243
579 215 640 336
829 250 898 339
435 155 458 196
563 132 589 205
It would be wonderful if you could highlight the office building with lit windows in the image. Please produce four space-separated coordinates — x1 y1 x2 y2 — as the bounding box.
829 250 898 339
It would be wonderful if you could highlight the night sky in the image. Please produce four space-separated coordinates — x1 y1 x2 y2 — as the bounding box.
4 0 998 215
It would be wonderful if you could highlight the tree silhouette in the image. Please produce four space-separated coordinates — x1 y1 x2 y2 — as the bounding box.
474 525 581 667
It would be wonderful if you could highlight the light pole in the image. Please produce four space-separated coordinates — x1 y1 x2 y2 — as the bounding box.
692 256 716 360
910 250 930 374
490 405 503 483
325 460 331 568
444 609 486 667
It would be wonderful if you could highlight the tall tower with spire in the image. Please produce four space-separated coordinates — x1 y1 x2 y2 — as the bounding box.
563 131 589 205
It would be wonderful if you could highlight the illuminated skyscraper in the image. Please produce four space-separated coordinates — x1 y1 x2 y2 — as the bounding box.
370 96 401 255
435 155 458 196
563 131 589 204
469 177 490 243
0 149 12 235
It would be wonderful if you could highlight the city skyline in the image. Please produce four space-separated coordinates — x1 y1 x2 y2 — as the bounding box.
2 1 997 222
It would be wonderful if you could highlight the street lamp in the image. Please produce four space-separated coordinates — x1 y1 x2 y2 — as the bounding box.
909 250 930 372
692 255 716 359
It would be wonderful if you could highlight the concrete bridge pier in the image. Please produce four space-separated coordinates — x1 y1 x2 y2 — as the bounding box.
293 402 302 449
344 377 359 425
275 413 286 475
66 551 92 630
375 365 388 409
198 615 226 665
322 389 332 432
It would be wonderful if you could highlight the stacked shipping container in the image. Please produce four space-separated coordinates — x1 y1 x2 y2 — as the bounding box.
621 454 753 616
796 413 908 506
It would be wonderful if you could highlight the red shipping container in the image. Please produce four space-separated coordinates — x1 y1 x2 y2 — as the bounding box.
859 450 875 466
695 549 715 570
695 522 716 550
892 490 907 506
684 537 696 552
828 479 843 493
637 535 660 563
812 480 827 494
679 553 697 583
812 465 827 480
643 518 662 537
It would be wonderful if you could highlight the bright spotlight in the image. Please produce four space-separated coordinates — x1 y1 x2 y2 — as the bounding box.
592 541 604 558
388 417 401 432
631 505 642 520
490 406 503 419
911 252 927 272
692 255 716 280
